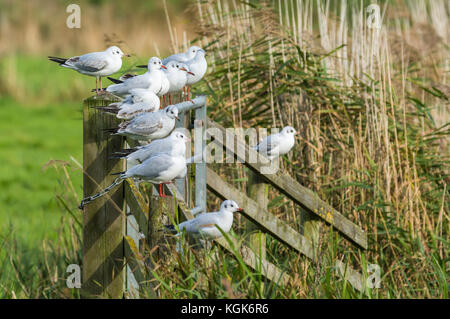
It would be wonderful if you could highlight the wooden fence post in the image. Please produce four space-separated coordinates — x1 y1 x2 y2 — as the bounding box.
246 171 268 264
299 208 320 260
82 94 126 298
148 196 176 251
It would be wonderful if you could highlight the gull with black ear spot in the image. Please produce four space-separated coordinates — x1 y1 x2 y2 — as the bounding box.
183 48 207 102
106 57 167 97
163 61 193 104
254 126 297 161
162 45 204 64
110 130 190 167
165 199 242 254
48 45 130 94
98 88 160 120
104 105 179 141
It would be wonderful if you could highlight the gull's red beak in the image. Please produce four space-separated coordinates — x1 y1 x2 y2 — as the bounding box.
187 71 195 76
237 208 243 212
125 54 131 57
161 65 167 69
179 67 187 72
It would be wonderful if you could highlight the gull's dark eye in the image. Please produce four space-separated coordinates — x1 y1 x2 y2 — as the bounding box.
153 62 156 64
225 204 228 208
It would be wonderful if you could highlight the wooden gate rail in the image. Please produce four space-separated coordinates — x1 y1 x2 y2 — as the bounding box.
165 183 291 286
206 167 364 291
206 119 368 250
206 168 314 259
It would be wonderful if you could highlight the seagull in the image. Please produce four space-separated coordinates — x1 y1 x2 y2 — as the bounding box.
162 46 204 64
111 130 190 166
166 199 242 254
106 105 179 141
163 61 194 104
115 93 160 119
183 49 207 101
254 126 297 160
99 88 160 119
106 57 166 97
113 153 186 197
48 46 130 94
78 149 186 208
157 67 170 107
137 49 205 102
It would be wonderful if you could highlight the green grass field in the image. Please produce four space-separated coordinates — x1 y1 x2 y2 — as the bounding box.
0 98 82 249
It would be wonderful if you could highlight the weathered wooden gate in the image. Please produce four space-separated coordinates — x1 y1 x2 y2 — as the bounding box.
81 93 368 298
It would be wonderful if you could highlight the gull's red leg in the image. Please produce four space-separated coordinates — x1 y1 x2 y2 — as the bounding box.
186 86 194 104
169 94 172 105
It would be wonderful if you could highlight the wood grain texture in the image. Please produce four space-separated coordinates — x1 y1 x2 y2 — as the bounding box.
82 93 126 298
246 171 267 266
207 168 314 259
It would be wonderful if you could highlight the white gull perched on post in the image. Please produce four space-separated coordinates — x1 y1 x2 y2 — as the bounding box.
48 46 130 94
183 49 207 101
254 126 297 160
163 61 194 104
99 88 160 120
138 48 206 102
106 57 166 97
162 46 204 64
116 153 186 197
105 105 179 141
78 152 187 209
111 130 190 166
165 200 242 253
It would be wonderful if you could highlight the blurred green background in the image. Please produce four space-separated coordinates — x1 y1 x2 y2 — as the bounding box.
0 0 192 279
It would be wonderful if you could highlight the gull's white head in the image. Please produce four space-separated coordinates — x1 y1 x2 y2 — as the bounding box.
168 131 189 156
106 46 127 58
164 105 179 120
147 57 166 71
281 126 297 136
220 200 242 213
129 88 158 103
171 130 191 143
187 46 203 59
164 61 179 72
194 48 206 59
